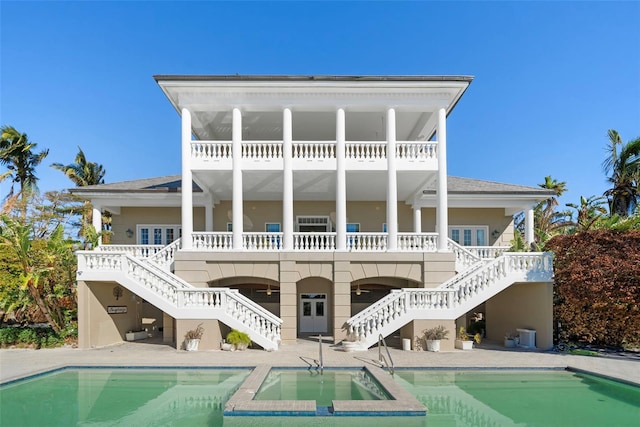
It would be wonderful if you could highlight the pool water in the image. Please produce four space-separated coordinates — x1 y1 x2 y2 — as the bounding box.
2 368 639 426
0 368 250 427
253 369 391 406
395 369 640 427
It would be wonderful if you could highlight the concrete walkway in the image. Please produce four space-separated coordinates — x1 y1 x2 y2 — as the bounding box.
1 339 639 386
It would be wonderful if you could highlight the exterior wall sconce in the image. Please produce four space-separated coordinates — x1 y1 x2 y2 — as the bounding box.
126 229 134 238
491 230 500 238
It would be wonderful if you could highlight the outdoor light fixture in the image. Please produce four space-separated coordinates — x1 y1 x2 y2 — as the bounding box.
126 229 134 238
491 230 500 238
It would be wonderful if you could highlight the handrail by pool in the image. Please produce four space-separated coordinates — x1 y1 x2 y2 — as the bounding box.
378 334 395 375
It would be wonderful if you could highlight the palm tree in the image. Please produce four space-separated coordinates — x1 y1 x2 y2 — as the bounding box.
536 176 571 239
0 126 49 205
602 129 640 217
566 195 607 232
51 146 108 245
51 146 105 187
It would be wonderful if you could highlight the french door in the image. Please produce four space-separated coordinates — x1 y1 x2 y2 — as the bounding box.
299 293 327 333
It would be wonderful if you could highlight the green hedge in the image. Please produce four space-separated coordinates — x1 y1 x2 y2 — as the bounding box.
0 325 76 348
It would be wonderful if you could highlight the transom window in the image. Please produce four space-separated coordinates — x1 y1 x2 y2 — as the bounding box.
449 226 488 246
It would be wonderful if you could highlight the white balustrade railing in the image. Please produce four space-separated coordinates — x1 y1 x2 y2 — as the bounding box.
191 141 232 160
242 141 283 160
294 232 336 251
77 250 282 349
242 232 283 251
397 233 438 251
396 142 437 160
97 244 163 258
292 141 336 159
448 239 482 271
192 232 233 251
345 142 386 160
466 246 510 259
347 233 387 251
347 252 553 345
149 238 182 270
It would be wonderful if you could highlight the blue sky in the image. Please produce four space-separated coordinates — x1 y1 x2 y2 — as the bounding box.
2 1 639 209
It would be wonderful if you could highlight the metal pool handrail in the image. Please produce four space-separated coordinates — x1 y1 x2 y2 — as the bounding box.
378 334 395 375
318 334 324 374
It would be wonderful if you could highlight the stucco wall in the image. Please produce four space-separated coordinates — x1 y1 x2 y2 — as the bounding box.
485 282 553 350
401 319 457 351
111 207 205 244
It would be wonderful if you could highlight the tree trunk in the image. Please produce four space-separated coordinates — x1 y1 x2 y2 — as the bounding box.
27 282 61 334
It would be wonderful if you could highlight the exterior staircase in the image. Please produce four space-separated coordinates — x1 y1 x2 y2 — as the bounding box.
346 248 553 349
76 241 282 351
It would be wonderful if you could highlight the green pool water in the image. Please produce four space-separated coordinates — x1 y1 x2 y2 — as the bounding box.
253 369 391 406
394 370 640 427
0 368 251 427
2 368 639 426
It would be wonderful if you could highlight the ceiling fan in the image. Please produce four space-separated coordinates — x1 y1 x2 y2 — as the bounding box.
351 284 370 295
255 284 280 296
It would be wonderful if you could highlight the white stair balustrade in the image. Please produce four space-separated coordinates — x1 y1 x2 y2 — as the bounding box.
466 246 510 259
97 244 163 258
346 252 553 348
77 250 282 351
148 238 182 270
447 239 483 272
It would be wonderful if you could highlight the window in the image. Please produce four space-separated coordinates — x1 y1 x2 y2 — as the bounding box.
137 225 181 245
226 223 233 232
265 223 281 232
382 223 387 232
346 223 360 232
448 226 489 246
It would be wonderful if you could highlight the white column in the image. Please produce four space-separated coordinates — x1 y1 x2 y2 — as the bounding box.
336 107 347 251
181 108 193 250
436 107 449 251
283 108 294 251
232 107 244 250
386 108 398 251
205 196 214 232
92 203 102 246
413 207 422 234
524 206 535 246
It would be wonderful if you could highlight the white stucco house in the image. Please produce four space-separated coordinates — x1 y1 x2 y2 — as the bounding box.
74 75 554 352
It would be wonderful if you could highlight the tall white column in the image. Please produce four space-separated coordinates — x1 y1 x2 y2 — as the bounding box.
232 107 244 250
205 196 214 232
336 107 347 251
92 203 102 246
413 207 422 234
524 206 535 246
181 108 193 250
387 108 398 251
283 108 294 251
436 107 449 251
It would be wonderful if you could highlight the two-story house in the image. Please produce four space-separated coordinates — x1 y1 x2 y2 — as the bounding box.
74 75 554 352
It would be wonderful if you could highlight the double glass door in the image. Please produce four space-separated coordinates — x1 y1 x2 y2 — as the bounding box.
299 293 327 333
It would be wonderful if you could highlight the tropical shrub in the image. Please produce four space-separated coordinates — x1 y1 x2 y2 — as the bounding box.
546 230 640 348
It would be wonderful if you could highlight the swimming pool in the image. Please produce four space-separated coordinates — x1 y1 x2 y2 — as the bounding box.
2 367 638 426
394 369 640 427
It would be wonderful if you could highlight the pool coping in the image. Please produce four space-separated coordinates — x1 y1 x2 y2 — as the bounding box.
223 364 427 417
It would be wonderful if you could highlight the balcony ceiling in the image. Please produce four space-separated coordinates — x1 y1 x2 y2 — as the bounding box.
192 170 433 202
156 75 472 142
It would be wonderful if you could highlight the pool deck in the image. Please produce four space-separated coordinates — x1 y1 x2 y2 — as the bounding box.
1 339 638 387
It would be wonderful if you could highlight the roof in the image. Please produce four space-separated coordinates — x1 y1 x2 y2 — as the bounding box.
153 75 474 83
423 177 554 196
72 175 551 196
71 175 201 193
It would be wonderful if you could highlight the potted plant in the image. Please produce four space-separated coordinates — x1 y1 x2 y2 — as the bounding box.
423 325 449 352
504 332 519 348
226 329 251 351
184 323 204 351
455 326 481 350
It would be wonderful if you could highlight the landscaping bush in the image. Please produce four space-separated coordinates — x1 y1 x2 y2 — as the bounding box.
546 230 640 348
0 326 71 348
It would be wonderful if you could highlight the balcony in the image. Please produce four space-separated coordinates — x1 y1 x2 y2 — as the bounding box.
190 232 439 252
190 140 438 172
